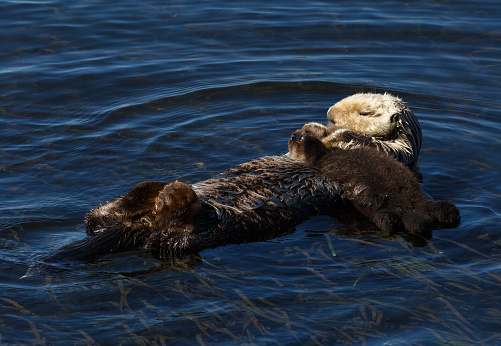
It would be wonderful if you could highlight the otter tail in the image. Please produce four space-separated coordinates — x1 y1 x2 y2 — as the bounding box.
24 226 151 277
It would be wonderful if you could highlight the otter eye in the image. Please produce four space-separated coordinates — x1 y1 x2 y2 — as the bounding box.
359 112 371 116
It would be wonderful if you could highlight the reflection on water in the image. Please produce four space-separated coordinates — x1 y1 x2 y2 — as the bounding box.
1 0 500 344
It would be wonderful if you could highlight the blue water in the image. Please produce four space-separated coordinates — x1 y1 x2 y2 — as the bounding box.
1 0 500 344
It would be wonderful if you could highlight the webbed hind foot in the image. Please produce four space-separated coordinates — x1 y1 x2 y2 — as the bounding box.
401 210 433 238
85 181 169 234
421 200 461 228
373 209 403 234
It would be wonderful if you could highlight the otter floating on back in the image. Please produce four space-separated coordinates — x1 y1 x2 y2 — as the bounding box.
31 155 342 267
27 92 454 274
301 93 422 169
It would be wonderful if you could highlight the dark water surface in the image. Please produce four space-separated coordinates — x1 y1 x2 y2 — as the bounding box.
1 0 500 344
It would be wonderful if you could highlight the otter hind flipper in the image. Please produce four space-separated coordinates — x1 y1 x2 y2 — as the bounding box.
151 181 202 231
85 181 169 234
399 200 460 237
373 208 404 235
421 200 461 229
400 211 434 238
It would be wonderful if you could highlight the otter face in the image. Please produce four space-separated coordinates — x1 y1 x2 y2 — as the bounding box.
326 93 404 138
288 130 327 165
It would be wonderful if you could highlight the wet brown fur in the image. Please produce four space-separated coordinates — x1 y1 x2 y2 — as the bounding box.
288 129 460 236
32 155 341 269
300 93 422 171
84 181 201 234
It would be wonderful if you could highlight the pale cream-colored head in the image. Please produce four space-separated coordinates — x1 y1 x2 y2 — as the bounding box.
327 93 406 138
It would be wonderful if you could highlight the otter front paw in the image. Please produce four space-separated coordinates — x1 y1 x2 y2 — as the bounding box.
321 129 354 148
301 122 329 139
321 129 373 149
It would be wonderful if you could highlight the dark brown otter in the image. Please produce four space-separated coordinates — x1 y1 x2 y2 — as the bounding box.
288 129 460 236
33 155 342 267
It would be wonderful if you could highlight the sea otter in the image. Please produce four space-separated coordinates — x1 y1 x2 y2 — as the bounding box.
28 94 436 272
288 129 460 236
301 93 422 169
33 155 342 266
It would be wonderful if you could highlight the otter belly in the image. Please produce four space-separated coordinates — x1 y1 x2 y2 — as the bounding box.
31 155 342 270
187 155 342 252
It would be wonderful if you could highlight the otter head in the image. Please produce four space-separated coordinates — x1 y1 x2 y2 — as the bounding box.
326 93 405 138
288 129 328 165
